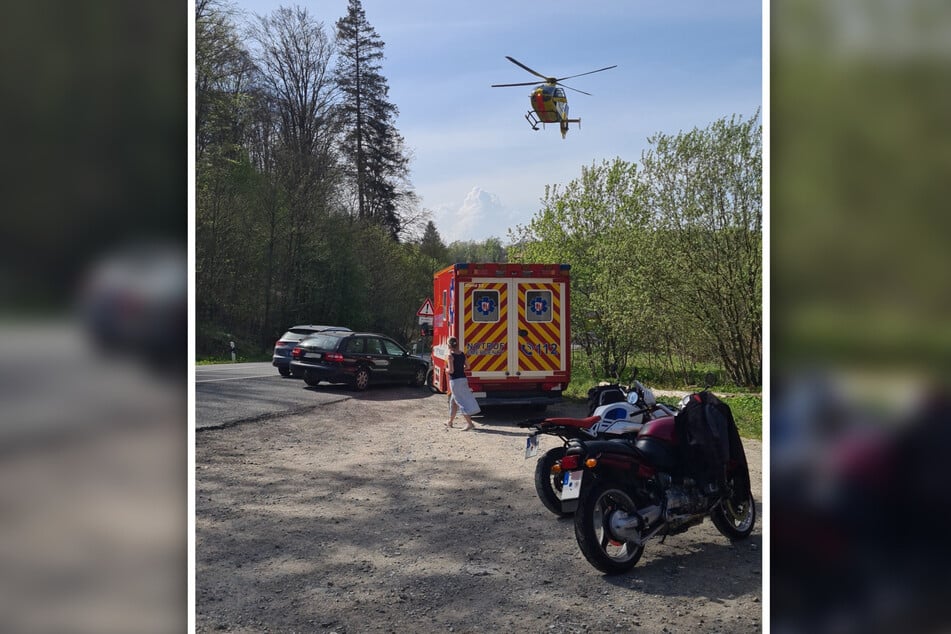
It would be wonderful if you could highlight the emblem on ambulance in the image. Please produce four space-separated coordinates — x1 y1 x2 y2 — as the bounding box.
476 296 496 316
530 297 549 316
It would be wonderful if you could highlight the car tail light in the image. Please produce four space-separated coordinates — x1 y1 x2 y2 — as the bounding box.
560 455 580 470
291 347 302 359
324 352 344 362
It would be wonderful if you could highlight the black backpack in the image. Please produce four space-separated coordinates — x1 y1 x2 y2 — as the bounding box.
675 391 750 494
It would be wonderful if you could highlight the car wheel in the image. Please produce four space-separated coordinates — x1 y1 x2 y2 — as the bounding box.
278 366 291 377
303 372 320 387
352 366 370 391
410 365 427 387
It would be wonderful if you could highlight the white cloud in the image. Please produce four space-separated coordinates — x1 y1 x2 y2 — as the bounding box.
433 187 526 244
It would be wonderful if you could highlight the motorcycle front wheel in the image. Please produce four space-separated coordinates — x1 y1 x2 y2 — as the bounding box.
533 446 571 517
711 480 756 540
574 481 645 574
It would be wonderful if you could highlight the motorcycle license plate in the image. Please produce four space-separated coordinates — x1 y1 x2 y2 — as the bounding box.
561 470 583 500
524 435 539 459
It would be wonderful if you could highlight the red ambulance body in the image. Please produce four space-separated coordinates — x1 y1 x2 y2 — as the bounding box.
431 263 571 407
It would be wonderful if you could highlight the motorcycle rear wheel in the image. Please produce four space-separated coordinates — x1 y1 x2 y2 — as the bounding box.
574 481 645 574
711 482 756 540
534 446 571 517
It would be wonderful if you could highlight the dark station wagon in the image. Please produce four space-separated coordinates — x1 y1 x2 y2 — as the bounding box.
272 325 351 376
290 331 430 391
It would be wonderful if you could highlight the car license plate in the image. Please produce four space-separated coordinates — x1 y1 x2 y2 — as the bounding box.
561 470 583 500
524 435 539 459
303 352 322 359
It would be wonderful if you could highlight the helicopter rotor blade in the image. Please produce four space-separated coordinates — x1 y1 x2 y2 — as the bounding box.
555 64 618 82
559 83 592 96
491 81 543 88
504 56 554 83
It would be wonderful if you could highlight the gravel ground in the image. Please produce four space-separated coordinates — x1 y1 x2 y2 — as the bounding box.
196 386 762 633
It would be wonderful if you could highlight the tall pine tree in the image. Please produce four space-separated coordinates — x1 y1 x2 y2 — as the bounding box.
334 0 413 239
418 220 448 265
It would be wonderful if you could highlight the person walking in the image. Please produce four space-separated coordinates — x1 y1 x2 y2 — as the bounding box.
444 337 480 431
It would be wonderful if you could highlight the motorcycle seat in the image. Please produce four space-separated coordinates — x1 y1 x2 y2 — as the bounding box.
540 415 601 429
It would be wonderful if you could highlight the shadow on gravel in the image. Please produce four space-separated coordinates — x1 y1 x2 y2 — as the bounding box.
466 426 527 438
197 455 568 632
601 533 762 598
302 382 434 401
197 440 761 632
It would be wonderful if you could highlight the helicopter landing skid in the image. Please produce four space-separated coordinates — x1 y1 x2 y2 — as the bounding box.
524 111 541 130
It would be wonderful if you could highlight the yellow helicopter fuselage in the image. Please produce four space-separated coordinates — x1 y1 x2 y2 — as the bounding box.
530 85 568 123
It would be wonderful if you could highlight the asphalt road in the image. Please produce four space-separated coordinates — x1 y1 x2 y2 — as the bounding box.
1 321 185 445
195 362 351 429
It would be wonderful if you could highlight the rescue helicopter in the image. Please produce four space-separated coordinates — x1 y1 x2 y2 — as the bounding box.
491 56 617 138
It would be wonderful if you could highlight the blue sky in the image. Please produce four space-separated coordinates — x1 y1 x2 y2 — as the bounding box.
221 0 762 243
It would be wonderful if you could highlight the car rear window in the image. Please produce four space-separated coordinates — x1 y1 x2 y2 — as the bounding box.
300 333 345 350
282 329 316 341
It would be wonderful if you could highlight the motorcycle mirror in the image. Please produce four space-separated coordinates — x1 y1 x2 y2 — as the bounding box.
703 372 716 389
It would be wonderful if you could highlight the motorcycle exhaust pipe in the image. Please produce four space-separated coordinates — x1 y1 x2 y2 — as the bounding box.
609 504 662 543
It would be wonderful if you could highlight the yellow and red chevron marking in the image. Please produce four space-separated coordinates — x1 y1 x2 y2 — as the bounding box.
463 283 508 373
517 283 562 373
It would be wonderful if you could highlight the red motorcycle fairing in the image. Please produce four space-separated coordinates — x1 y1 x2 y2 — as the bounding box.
633 416 681 474
565 438 642 463
637 415 677 442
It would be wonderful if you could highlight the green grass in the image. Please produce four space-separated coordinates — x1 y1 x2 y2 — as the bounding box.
196 353 271 365
720 394 762 440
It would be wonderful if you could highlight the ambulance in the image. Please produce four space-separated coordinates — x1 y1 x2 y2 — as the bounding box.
431 262 571 407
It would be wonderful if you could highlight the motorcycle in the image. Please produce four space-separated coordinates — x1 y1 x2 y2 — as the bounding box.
556 390 755 573
520 376 677 517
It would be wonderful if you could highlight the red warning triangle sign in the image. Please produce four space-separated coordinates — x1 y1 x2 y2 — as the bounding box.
416 298 435 316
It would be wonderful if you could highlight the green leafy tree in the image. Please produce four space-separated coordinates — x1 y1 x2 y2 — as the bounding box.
445 238 507 264
510 158 647 378
247 6 341 348
196 0 259 337
641 112 762 386
511 113 762 388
